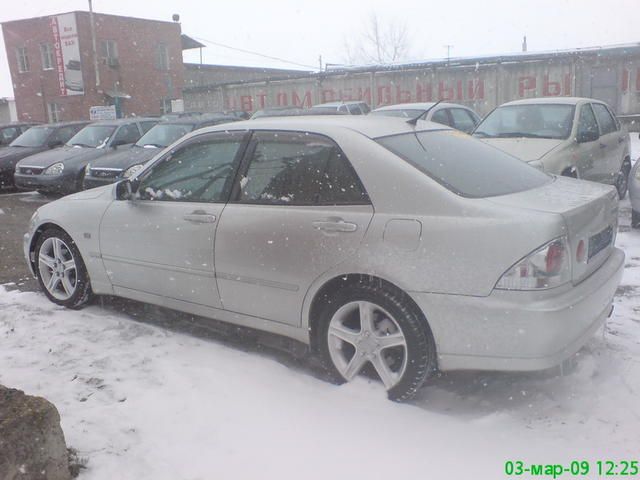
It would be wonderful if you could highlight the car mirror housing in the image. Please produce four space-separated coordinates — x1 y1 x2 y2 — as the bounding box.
576 129 599 143
115 178 139 200
47 140 63 149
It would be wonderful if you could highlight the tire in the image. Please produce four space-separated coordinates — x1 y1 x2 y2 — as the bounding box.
316 282 436 402
34 228 92 309
632 210 640 229
615 161 631 200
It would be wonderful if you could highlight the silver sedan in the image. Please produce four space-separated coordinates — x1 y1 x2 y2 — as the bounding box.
23 116 624 401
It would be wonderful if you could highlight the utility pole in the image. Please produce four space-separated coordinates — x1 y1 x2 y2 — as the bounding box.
444 44 453 66
522 35 528 52
318 55 323 71
89 0 100 88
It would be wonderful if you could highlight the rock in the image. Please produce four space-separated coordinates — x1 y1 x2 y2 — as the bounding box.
0 385 71 480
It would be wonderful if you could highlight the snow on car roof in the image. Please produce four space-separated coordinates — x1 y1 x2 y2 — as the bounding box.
202 114 451 139
501 97 600 106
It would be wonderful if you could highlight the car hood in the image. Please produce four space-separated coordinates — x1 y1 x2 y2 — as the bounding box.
89 146 159 170
0 146 45 166
479 138 564 162
16 145 107 168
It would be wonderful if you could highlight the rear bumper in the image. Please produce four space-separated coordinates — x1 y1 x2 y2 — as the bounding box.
411 247 625 371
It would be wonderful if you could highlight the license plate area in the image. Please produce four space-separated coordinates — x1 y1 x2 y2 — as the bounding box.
588 225 613 261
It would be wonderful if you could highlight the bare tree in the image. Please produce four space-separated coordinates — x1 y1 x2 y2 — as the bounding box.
344 13 411 65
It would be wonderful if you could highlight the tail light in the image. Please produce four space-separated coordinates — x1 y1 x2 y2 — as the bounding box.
496 237 571 290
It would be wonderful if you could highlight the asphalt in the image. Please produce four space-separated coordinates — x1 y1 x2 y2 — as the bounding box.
0 189 60 291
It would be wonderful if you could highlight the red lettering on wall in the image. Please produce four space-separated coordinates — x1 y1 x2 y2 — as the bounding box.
292 90 312 107
395 86 411 103
518 76 536 97
240 95 253 111
377 86 392 105
276 92 288 106
542 75 561 96
438 81 454 100
357 87 372 104
467 79 485 100
339 88 354 101
256 93 267 109
415 83 433 102
321 89 336 102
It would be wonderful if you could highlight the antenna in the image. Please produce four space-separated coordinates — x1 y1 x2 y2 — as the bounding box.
406 100 443 126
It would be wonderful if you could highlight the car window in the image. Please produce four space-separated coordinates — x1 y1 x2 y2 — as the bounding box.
376 130 551 198
431 109 452 126
11 126 52 147
68 125 116 148
577 104 599 138
449 108 477 133
1 127 19 144
137 133 244 203
113 124 142 145
347 104 362 115
236 131 368 205
140 121 159 134
591 103 617 134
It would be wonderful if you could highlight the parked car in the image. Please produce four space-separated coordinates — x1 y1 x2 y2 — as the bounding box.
0 121 88 189
309 101 370 115
23 116 623 401
0 122 39 148
371 102 481 133
250 106 306 119
473 97 632 198
629 151 640 228
14 118 158 194
83 114 240 189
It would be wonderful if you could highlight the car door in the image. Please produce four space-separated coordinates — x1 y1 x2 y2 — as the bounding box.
214 130 374 326
574 103 603 181
591 102 624 184
99 131 247 307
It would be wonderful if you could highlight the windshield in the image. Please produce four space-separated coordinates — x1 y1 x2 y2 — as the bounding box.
376 129 551 197
67 125 116 148
10 127 52 147
136 123 194 148
474 104 575 139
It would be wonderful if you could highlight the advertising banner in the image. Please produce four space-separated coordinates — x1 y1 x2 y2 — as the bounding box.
50 13 84 96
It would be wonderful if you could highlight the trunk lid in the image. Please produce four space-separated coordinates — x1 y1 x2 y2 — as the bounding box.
486 176 618 284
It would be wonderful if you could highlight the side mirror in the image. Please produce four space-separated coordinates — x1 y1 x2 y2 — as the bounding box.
111 140 127 149
115 179 139 200
576 129 599 143
47 140 63 149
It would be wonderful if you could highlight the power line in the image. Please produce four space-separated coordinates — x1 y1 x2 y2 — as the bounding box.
191 35 318 70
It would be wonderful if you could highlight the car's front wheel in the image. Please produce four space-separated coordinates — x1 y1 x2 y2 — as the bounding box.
35 228 92 309
317 283 435 401
615 160 631 200
632 210 640 229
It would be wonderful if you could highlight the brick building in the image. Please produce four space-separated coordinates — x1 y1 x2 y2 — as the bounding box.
2 11 185 122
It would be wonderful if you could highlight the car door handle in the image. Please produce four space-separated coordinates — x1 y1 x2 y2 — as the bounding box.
183 210 216 223
312 218 358 233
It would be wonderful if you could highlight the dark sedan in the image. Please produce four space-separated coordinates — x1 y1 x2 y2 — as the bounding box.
0 121 88 189
0 122 39 148
83 114 239 189
14 118 157 194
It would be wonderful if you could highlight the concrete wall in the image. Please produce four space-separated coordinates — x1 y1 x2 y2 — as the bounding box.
184 45 640 118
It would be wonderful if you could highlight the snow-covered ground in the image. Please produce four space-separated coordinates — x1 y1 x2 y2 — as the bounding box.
1 141 639 478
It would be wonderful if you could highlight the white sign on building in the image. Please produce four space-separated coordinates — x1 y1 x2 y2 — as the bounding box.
89 105 117 120
50 13 84 96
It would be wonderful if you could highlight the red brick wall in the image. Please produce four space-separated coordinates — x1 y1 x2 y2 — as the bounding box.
2 11 184 122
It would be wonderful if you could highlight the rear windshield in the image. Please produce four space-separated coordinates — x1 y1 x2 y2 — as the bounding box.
136 123 194 148
376 130 551 198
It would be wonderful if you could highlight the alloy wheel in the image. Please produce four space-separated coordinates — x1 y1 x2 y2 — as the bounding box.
38 237 77 301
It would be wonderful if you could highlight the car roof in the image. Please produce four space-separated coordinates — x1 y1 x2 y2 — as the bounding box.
89 117 157 127
501 97 603 107
162 114 238 126
313 101 367 107
0 121 40 128
202 115 450 139
373 102 471 111
34 121 90 128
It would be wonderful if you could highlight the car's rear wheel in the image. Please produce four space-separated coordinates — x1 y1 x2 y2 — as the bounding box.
317 283 435 401
35 228 92 309
615 160 631 199
632 210 640 229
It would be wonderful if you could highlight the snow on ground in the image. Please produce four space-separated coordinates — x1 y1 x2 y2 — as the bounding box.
1 220 639 479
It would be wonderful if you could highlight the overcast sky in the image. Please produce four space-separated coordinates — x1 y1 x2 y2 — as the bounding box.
1 0 638 98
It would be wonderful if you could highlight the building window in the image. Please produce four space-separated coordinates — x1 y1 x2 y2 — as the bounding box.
47 103 61 123
101 40 118 64
40 43 54 70
155 43 169 70
16 46 30 73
